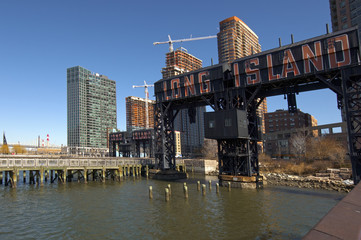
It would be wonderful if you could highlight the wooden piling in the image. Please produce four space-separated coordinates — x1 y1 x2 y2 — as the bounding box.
127 164 130 176
63 168 67 183
40 168 44 186
34 170 38 184
50 170 53 182
202 184 206 196
146 165 149 178
29 171 34 184
228 182 231 191
184 185 188 199
12 170 17 188
4 171 8 186
84 168 88 183
167 184 171 196
8 171 13 187
22 170 26 183
45 170 49 182
149 186 153 199
0 171 3 184
102 168 106 182
216 183 219 193
209 180 212 190
165 188 170 202
119 166 123 178
197 181 200 191
117 168 121 181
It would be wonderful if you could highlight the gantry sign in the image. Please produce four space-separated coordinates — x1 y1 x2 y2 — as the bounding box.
154 27 361 184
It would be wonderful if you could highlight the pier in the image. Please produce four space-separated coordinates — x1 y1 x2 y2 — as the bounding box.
0 155 156 187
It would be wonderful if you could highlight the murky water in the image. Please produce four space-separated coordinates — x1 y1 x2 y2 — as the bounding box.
0 174 345 240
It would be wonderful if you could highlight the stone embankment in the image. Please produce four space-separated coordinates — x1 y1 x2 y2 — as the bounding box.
264 168 354 192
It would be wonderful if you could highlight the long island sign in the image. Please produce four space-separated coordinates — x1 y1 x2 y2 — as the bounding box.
155 27 360 102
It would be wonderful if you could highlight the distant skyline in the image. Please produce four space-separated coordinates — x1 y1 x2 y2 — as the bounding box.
0 0 339 146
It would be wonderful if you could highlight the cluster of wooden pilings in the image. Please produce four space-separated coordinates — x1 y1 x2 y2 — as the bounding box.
0 164 147 188
148 180 224 202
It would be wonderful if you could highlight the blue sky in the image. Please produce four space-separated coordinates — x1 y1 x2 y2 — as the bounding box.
0 0 338 146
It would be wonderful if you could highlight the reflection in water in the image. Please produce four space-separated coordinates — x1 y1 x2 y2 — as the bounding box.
0 174 344 240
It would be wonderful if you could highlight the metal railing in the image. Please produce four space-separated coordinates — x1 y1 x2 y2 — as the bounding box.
0 157 155 168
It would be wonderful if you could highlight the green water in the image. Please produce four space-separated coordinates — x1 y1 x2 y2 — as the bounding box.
0 174 345 240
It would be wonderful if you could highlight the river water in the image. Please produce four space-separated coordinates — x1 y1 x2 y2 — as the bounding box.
0 174 345 240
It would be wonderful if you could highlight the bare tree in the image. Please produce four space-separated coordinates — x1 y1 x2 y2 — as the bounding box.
290 129 309 161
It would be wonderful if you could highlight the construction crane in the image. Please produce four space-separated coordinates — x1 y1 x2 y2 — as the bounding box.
132 81 154 129
153 35 217 52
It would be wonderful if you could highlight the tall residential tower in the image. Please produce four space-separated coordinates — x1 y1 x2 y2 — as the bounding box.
217 16 261 63
161 47 205 155
217 16 267 134
67 66 117 148
126 96 155 132
329 0 361 40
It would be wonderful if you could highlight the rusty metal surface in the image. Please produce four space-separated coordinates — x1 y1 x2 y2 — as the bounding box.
303 182 361 240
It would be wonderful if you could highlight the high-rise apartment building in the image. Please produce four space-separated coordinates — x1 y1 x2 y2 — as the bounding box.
217 16 266 134
161 47 202 79
330 0 352 31
126 96 155 132
174 106 206 155
330 0 361 40
161 47 205 155
217 16 261 63
67 66 117 148
350 0 361 39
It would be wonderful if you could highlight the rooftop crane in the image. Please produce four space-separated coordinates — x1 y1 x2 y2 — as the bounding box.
132 81 154 129
153 35 217 52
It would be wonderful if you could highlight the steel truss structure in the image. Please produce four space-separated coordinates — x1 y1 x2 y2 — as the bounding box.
154 27 361 184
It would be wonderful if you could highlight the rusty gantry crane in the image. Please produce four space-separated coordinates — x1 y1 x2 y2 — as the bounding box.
153 27 361 187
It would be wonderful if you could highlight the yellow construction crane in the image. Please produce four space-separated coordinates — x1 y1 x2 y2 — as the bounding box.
153 35 217 52
132 81 154 129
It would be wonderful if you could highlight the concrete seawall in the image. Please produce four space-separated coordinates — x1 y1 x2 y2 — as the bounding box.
176 159 218 175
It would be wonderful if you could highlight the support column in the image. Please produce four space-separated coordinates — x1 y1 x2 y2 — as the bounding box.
102 168 106 182
5 171 8 186
36 170 40 184
29 170 34 184
0 171 3 185
117 167 122 181
62 168 67 183
40 168 44 186
92 170 96 181
23 170 26 183
84 168 88 183
12 169 17 188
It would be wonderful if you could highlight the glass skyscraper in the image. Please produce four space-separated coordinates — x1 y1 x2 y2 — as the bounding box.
67 66 117 148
